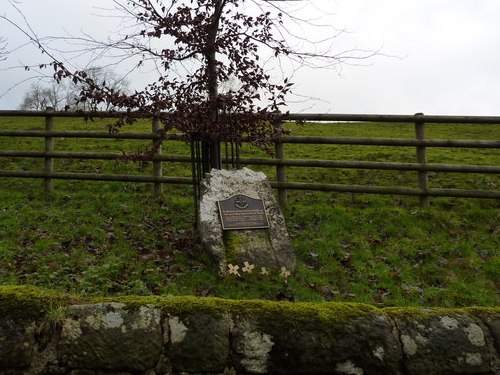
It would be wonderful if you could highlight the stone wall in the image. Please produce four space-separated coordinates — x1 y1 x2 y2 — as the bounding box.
0 286 499 375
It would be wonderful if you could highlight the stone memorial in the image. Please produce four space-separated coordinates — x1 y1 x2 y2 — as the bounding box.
199 168 295 276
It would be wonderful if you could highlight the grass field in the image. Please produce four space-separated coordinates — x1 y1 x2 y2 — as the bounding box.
0 115 499 306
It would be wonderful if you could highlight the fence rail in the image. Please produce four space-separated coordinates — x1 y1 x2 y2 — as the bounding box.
1 110 499 206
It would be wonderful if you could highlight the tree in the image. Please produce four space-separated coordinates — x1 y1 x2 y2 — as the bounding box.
17 67 130 111
5 0 375 197
18 82 65 110
63 66 130 111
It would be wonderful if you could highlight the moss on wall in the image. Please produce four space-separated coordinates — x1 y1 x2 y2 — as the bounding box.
0 285 73 319
1 285 499 375
1 285 497 324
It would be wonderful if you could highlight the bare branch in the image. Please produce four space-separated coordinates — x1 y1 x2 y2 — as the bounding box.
0 37 7 61
2 0 381 172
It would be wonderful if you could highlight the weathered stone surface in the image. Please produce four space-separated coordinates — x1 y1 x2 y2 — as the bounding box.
232 320 275 374
0 316 36 368
1 288 499 375
57 303 162 372
68 370 95 375
168 313 230 373
395 314 494 375
232 313 401 375
223 230 276 267
481 314 500 353
199 168 295 275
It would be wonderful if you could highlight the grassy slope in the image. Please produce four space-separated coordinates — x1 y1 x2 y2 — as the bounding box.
0 116 498 306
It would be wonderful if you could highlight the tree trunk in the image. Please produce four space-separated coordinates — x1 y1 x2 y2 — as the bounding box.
203 0 224 173
204 47 220 172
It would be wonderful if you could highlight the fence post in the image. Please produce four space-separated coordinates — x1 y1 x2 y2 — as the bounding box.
152 116 163 194
275 122 287 206
415 112 429 207
44 107 54 193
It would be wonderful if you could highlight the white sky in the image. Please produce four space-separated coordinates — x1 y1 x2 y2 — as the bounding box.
1 0 500 115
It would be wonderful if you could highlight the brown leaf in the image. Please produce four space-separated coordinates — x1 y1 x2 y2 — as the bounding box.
196 286 213 297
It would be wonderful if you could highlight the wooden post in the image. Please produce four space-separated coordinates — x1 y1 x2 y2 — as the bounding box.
44 107 54 193
415 113 429 207
152 116 163 194
275 122 287 206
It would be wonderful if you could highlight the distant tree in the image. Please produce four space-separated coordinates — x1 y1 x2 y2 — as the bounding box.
18 67 130 111
63 66 130 111
18 82 65 110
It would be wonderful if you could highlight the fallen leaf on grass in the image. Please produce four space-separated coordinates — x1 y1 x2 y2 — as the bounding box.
402 284 424 294
196 286 213 297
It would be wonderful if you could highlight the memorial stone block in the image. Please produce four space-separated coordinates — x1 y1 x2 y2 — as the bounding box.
199 168 295 275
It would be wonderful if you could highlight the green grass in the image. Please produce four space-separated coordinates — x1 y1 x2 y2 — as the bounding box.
0 116 498 306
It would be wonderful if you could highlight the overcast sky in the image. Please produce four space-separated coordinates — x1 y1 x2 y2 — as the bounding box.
1 0 499 115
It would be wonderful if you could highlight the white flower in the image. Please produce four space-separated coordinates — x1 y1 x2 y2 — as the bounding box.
280 266 291 278
227 264 241 276
242 261 255 273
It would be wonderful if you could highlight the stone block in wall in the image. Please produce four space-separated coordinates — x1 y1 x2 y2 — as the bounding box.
395 314 494 374
167 313 230 373
481 315 500 353
0 316 37 369
231 313 401 375
57 302 162 373
1 285 499 375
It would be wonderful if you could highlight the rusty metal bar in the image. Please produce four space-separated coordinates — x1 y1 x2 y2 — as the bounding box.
1 150 499 174
275 124 287 206
0 115 498 150
0 170 192 184
2 130 498 149
234 157 500 174
280 136 500 148
3 110 500 124
0 150 192 163
152 117 163 194
44 108 55 193
415 113 429 207
0 129 185 141
2 169 497 199
282 113 500 124
270 181 500 199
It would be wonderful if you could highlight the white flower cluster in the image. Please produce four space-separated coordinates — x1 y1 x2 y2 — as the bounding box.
227 262 291 278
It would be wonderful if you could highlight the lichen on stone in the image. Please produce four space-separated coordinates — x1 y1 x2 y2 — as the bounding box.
238 329 274 374
464 323 486 347
169 316 188 343
401 335 418 356
440 316 459 330
335 360 364 375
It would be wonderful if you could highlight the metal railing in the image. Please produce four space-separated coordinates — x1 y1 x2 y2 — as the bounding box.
0 110 499 207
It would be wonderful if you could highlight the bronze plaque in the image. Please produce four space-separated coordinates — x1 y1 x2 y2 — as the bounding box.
218 194 270 230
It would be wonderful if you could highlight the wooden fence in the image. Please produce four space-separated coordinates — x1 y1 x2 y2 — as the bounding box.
0 110 499 207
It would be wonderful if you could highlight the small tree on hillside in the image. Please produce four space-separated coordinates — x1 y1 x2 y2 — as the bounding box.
5 0 375 199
